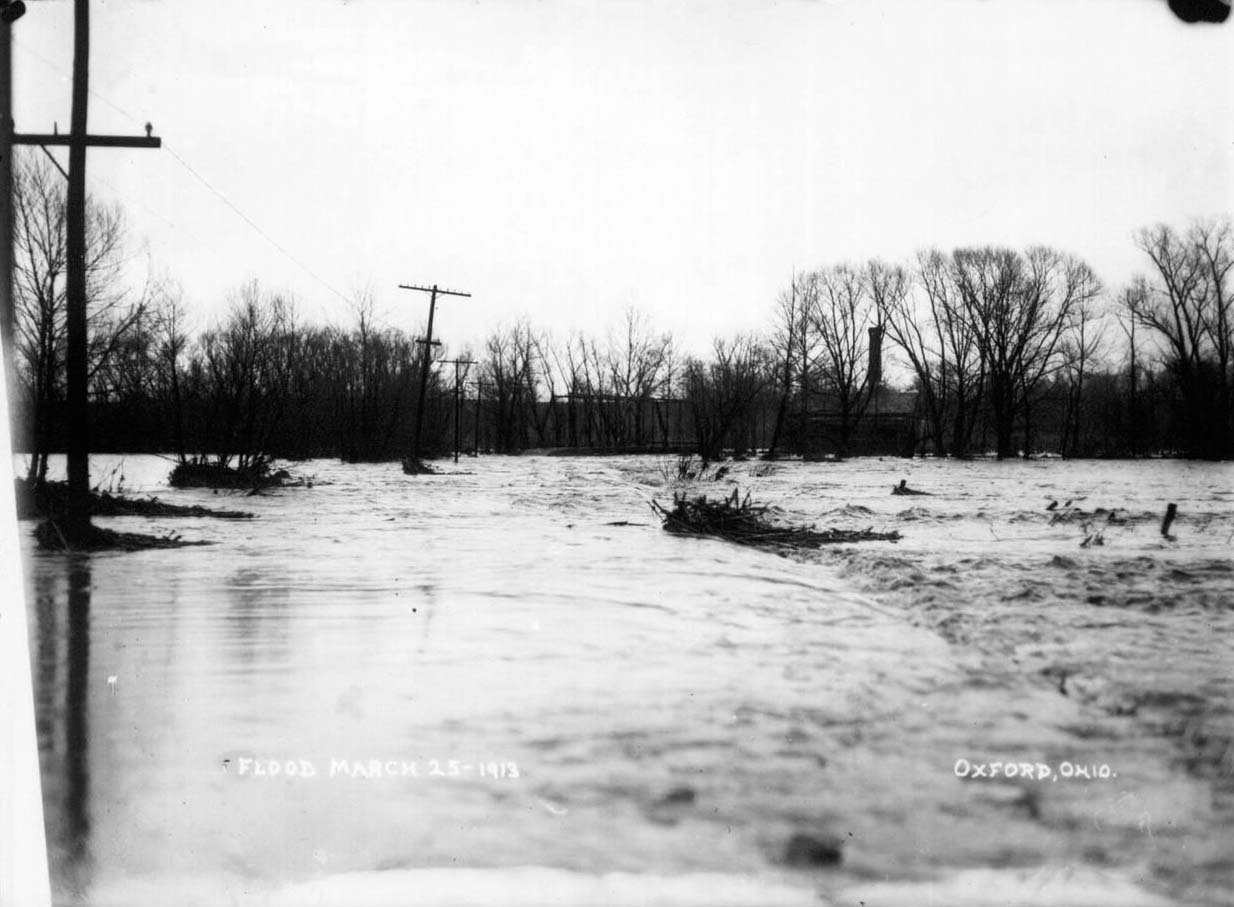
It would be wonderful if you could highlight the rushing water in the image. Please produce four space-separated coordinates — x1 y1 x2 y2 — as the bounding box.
17 453 1234 906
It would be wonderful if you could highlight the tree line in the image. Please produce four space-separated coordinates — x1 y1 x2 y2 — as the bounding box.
8 154 1233 469
446 223 1233 461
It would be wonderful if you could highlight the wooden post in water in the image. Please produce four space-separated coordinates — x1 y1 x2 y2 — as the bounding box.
1161 502 1178 538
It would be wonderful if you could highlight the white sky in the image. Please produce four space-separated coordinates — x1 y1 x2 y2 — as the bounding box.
10 0 1234 356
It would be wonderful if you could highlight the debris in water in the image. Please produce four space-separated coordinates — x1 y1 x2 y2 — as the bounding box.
402 457 438 476
658 786 697 807
782 832 843 867
650 488 901 549
891 479 930 496
1161 502 1178 540
1080 518 1106 548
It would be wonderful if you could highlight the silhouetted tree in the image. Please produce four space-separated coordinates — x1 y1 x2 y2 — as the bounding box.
953 246 1097 458
684 334 772 460
765 272 812 458
12 154 148 484
1129 219 1234 458
806 264 880 456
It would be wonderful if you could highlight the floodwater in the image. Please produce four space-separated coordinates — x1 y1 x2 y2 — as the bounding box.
17 453 1234 906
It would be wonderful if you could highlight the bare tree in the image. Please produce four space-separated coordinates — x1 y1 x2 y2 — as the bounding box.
951 247 1022 458
953 246 1096 458
603 308 673 448
12 154 148 484
1129 220 1234 457
530 330 571 446
1118 276 1151 455
1058 292 1108 457
561 330 606 446
684 333 772 460
765 272 811 458
186 281 297 473
150 283 190 461
874 255 949 456
867 258 952 456
335 288 419 461
806 264 879 456
882 251 988 457
480 319 541 452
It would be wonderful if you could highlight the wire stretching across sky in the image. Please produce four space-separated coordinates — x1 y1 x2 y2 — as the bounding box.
157 144 350 305
11 36 352 307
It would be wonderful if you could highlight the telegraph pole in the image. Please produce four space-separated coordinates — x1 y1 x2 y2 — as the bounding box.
411 336 442 465
440 358 474 463
0 5 18 436
398 283 468 468
472 380 484 456
8 0 159 541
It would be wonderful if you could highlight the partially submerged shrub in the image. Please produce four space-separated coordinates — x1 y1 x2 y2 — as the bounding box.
651 488 901 549
169 456 289 489
662 455 731 484
402 457 438 476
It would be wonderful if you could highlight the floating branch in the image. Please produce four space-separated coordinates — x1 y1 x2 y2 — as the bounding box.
650 489 900 550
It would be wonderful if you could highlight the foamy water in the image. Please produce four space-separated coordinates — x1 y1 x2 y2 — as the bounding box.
18 453 1234 906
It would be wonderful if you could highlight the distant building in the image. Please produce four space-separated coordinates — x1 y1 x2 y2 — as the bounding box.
801 387 919 458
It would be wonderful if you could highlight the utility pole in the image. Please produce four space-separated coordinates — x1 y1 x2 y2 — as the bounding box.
410 336 441 466
0 3 21 441
473 379 488 456
440 358 473 463
398 283 468 468
7 0 159 541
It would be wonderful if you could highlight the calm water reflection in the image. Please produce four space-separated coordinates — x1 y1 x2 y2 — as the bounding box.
34 557 93 899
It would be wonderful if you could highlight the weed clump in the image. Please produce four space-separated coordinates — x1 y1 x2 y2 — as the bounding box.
651 488 901 550
402 457 438 476
169 456 291 490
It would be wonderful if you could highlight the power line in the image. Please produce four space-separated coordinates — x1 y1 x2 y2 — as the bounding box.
12 35 352 305
13 34 141 124
161 144 350 304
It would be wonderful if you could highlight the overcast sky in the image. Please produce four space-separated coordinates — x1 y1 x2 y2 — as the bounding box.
10 0 1233 356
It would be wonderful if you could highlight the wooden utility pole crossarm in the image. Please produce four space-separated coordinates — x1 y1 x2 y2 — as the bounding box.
12 133 161 148
398 284 472 299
